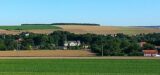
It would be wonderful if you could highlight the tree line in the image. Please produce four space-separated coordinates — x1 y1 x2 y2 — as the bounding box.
21 23 100 26
0 31 159 56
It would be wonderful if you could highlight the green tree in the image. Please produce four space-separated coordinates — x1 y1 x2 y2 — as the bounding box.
0 39 6 50
143 43 155 50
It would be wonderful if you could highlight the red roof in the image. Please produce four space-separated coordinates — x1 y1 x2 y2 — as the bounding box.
143 50 158 54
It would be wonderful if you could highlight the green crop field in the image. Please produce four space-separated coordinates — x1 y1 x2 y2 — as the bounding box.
0 59 159 75
0 25 61 30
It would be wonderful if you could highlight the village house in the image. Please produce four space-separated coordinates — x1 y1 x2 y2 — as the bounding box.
21 32 30 37
83 45 89 49
63 41 81 50
143 50 158 57
139 42 160 57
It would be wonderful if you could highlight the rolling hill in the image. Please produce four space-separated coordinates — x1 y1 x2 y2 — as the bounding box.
0 25 160 35
58 25 160 35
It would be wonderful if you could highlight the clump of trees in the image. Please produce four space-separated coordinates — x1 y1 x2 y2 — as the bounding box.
51 23 100 26
0 31 160 56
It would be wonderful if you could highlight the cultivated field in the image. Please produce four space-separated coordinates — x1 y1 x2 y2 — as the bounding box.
0 50 96 57
0 25 61 34
0 59 159 75
0 25 61 30
1 25 160 35
58 25 160 35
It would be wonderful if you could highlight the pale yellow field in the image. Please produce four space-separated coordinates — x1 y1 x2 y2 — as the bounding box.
0 25 160 35
0 29 61 35
0 50 96 57
58 25 160 35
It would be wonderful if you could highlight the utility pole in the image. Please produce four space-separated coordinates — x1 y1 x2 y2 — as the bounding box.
101 36 104 56
16 38 21 51
17 40 19 51
102 44 104 56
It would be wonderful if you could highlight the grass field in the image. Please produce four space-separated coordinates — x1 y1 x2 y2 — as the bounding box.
0 59 159 75
0 25 61 30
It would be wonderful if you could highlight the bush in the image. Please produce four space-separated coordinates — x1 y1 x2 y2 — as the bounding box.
129 52 143 56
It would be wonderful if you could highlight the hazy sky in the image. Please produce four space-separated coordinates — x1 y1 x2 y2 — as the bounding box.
0 0 160 26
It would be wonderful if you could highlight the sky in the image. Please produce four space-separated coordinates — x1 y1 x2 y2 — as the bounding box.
0 0 160 26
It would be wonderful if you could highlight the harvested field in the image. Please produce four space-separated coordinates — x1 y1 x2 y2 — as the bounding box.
0 50 96 57
58 25 160 35
1 25 160 35
16 29 61 34
0 25 61 30
0 29 61 35
0 29 19 35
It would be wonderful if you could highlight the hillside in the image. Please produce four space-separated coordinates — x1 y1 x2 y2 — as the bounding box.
58 25 160 35
0 25 160 35
0 25 61 30
134 26 160 29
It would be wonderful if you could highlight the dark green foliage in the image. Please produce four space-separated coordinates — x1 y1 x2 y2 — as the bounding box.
0 31 160 56
143 43 155 50
21 23 100 26
51 23 100 26
0 39 6 50
0 25 61 30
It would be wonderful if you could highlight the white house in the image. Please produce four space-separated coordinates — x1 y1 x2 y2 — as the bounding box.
156 54 160 57
63 41 81 49
64 41 81 47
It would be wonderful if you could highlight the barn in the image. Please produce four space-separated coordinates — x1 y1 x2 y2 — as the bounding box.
143 50 158 57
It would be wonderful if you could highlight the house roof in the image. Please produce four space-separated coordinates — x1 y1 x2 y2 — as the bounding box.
143 50 158 54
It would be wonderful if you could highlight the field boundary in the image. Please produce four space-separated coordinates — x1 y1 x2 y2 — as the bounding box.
0 50 96 57
0 57 159 59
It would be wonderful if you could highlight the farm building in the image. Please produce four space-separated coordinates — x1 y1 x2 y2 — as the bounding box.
63 41 81 49
143 50 158 57
64 41 81 47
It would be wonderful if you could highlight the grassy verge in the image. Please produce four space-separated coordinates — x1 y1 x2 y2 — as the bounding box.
0 59 159 75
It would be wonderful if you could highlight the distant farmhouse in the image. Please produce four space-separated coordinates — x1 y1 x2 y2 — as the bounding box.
63 41 81 50
140 42 160 57
143 50 158 57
